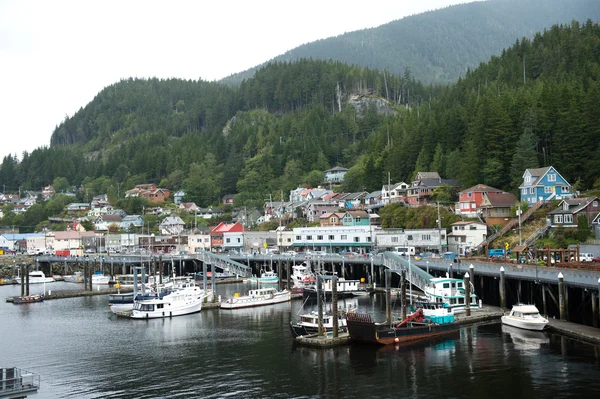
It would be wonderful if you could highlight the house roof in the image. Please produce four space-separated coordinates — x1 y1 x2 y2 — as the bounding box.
459 184 502 194
325 166 348 173
415 172 441 180
521 166 570 188
160 216 185 225
481 192 518 208
365 191 382 199
54 231 96 239
319 212 344 219
345 210 369 218
98 214 123 222
211 222 247 234
548 197 597 215
451 221 485 226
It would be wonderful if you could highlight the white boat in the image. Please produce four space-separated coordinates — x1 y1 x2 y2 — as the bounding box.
221 287 291 309
501 304 549 331
14 271 54 284
92 272 111 285
290 311 348 338
247 270 279 284
64 271 84 283
291 264 316 289
303 277 365 298
424 277 479 312
130 280 205 319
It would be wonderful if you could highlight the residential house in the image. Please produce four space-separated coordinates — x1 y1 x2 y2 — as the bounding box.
478 192 519 226
232 207 262 228
338 192 366 210
179 202 199 212
121 215 144 230
305 201 340 223
65 203 90 213
91 194 110 209
324 166 349 184
42 185 55 198
108 209 128 218
125 183 170 202
144 206 164 215
407 172 458 207
306 189 333 201
548 197 600 228
173 190 185 205
264 201 285 221
455 184 506 217
520 166 572 205
447 221 487 256
211 222 247 252
341 210 370 226
159 216 186 235
222 194 235 205
319 212 345 227
22 196 37 207
12 204 27 214
382 182 409 205
364 191 383 208
197 208 225 219
94 214 124 232
87 205 114 218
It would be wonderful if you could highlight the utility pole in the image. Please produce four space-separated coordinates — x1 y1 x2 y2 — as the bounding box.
437 202 443 255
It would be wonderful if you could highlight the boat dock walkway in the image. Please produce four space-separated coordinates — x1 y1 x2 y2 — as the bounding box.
293 332 352 348
547 317 600 344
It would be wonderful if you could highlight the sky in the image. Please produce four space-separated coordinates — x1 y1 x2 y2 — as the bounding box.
0 0 474 162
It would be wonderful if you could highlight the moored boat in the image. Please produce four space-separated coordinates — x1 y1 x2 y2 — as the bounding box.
14 271 54 285
346 307 459 346
92 271 111 285
247 270 279 284
130 280 205 319
11 294 44 304
64 271 84 283
303 277 365 298
424 277 479 312
221 287 291 309
501 304 548 331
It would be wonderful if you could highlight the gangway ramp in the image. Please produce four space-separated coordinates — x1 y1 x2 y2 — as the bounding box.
195 250 252 278
381 252 434 293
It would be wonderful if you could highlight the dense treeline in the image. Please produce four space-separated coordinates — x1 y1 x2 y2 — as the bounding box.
1 21 600 218
221 0 600 86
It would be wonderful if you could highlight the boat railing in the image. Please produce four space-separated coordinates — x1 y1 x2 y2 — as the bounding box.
0 367 40 397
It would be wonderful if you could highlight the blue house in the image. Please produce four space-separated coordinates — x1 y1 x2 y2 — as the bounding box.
341 210 370 226
520 166 572 205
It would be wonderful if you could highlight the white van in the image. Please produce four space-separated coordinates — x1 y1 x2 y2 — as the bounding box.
394 246 416 256
573 253 594 262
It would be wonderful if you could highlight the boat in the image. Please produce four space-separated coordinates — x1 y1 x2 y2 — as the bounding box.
92 271 111 285
501 304 549 331
11 294 44 304
290 300 357 338
247 270 279 284
64 271 84 283
424 277 479 312
291 264 316 288
195 271 237 280
346 306 459 346
221 287 291 309
14 271 54 284
130 280 205 319
303 277 365 298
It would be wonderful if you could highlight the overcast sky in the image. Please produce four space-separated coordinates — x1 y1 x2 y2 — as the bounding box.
0 0 474 162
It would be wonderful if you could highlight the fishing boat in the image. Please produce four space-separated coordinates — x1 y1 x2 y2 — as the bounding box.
130 280 205 319
290 299 357 338
221 287 291 309
64 271 84 283
346 305 459 346
424 277 479 312
14 271 54 284
302 277 365 298
247 270 279 284
291 264 316 288
501 304 548 331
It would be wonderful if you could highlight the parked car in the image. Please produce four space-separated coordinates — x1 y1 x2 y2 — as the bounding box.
592 257 600 263
570 253 594 262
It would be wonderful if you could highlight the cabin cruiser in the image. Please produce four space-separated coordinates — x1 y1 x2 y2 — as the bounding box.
501 304 548 331
14 271 54 284
130 279 205 319
221 287 291 309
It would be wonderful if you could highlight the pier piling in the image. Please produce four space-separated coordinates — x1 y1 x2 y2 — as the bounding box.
499 267 506 309
385 269 391 325
332 275 338 338
559 272 566 321
465 272 471 317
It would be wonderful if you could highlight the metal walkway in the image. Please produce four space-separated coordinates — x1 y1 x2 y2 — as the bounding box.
195 250 252 278
381 252 434 292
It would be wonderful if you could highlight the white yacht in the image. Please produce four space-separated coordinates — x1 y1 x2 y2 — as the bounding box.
221 287 291 309
130 280 205 319
15 271 54 284
501 304 549 331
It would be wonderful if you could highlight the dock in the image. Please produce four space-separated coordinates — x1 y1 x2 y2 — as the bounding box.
293 332 352 348
548 318 600 345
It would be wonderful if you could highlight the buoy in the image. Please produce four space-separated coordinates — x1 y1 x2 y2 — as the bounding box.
394 337 399 343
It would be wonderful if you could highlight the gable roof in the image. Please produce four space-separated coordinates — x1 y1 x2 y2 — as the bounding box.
481 192 518 207
548 197 597 215
459 184 502 194
521 166 570 187
415 172 441 180
325 166 348 173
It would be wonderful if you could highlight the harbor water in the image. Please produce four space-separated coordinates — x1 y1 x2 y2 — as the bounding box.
1 281 600 398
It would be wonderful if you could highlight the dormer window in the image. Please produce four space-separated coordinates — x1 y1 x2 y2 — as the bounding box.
525 176 531 183
563 202 569 211
548 173 556 182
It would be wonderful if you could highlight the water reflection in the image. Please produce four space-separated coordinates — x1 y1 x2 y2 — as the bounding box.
502 324 550 351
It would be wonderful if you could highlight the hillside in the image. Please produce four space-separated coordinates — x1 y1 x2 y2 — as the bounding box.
220 0 600 86
1 20 599 235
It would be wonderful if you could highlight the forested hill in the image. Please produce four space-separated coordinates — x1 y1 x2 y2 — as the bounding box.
220 0 600 86
2 21 600 213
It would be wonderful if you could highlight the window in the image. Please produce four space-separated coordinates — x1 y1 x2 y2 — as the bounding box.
469 225 477 230
548 173 556 182
354 237 360 242
306 235 312 240
529 188 535 194
422 234 431 241
554 215 563 224
467 192 472 197
317 235 323 240
329 235 335 240
544 186 552 194
525 176 531 183
443 283 450 289
391 237 399 243
331 217 337 223
356 217 361 222
407 235 413 240
341 235 347 240
286 238 291 243
562 186 569 193
522 188 527 195
367 237 372 242
296 235 301 240
564 214 573 224
594 201 598 208
226 238 230 243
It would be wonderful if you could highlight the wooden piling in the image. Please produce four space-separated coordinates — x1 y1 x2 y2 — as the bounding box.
20 264 25 296
286 260 291 291
465 272 471 317
558 272 566 321
385 269 391 325
332 275 338 338
542 284 548 316
591 291 597 328
317 275 324 337
159 255 163 284
401 269 407 320
278 259 282 291
499 266 506 309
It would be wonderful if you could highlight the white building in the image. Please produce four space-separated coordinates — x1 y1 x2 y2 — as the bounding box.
292 226 376 254
447 221 487 256
375 228 447 254
222 231 245 251
187 233 212 253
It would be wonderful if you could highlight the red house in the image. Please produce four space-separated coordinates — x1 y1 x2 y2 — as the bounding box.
210 222 247 251
455 184 506 217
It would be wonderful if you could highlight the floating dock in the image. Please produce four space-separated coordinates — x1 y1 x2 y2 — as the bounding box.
548 318 600 345
293 332 352 348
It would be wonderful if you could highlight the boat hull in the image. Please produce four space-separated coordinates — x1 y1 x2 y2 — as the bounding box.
131 302 202 319
290 321 347 338
221 292 291 309
346 313 460 345
12 294 44 304
501 316 548 331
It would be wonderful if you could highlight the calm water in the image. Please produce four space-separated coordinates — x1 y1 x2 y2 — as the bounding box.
2 282 600 399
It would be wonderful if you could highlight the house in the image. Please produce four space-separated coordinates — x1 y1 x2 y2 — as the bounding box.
548 197 599 228
374 228 447 253
94 214 124 232
319 212 345 227
159 216 186 235
339 192 366 210
231 207 262 228
382 182 409 205
179 202 199 212
364 191 383 208
447 221 487 256
222 194 235 205
197 208 225 219
306 189 333 201
187 233 212 253
91 194 110 209
407 172 458 207
107 209 128 218
341 210 370 226
455 184 506 218
87 205 114 218
478 192 519 226
12 204 27 214
324 166 349 184
520 166 572 205
42 185 55 198
53 231 96 256
65 203 90 213
173 190 185 205
211 222 247 252
305 201 340 223
125 184 170 202
121 215 144 230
